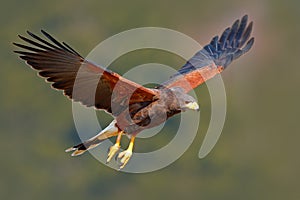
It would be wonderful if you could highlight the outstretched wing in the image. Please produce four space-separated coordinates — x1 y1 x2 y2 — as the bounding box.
14 30 158 115
160 15 254 92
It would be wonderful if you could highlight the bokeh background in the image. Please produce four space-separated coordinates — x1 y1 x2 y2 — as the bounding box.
1 0 300 199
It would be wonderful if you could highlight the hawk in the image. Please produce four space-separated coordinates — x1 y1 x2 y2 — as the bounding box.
14 15 254 169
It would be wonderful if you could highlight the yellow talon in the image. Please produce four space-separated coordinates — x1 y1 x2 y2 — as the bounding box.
118 136 135 169
106 144 120 163
106 131 123 163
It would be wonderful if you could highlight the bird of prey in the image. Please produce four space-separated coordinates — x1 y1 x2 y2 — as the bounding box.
14 15 254 169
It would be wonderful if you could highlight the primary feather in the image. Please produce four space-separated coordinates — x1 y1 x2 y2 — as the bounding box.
160 15 254 92
176 15 254 76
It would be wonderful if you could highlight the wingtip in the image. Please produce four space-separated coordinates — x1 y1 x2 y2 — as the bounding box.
249 21 253 26
40 29 49 37
17 34 24 40
232 19 240 29
18 34 28 41
40 29 50 36
12 42 23 48
26 30 35 36
247 37 255 48
240 15 249 26
242 14 248 20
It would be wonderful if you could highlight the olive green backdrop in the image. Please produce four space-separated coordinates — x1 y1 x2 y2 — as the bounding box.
1 0 300 199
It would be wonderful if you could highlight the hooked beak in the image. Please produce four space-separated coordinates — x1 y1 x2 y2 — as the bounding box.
184 102 200 112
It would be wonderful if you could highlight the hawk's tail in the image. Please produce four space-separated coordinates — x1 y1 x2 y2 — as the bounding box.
65 120 119 156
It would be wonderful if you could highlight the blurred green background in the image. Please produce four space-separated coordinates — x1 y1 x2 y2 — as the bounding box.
1 0 300 199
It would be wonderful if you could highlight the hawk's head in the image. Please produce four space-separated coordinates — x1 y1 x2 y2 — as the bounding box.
169 87 200 112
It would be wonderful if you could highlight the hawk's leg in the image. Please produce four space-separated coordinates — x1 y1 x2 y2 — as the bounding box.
106 131 123 163
118 135 136 169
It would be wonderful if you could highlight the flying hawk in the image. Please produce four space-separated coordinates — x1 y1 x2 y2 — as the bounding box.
14 15 254 169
